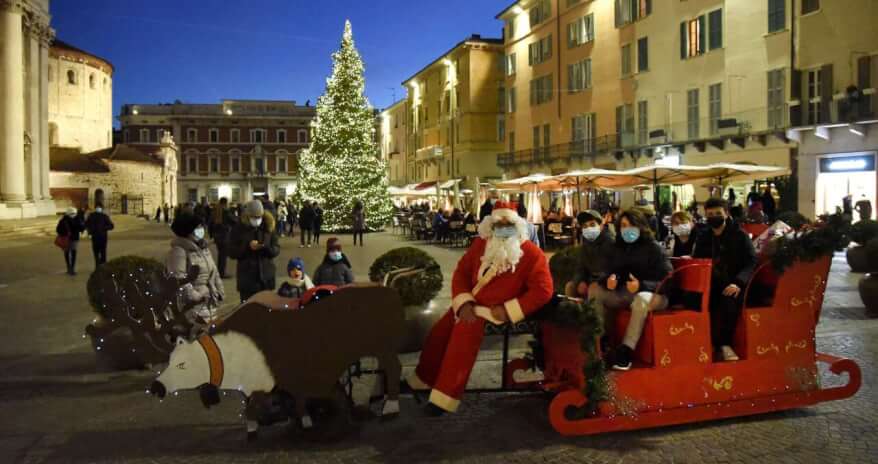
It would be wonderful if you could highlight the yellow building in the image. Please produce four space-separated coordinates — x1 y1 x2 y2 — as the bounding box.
401 34 505 188
379 99 409 187
790 0 878 220
496 0 627 178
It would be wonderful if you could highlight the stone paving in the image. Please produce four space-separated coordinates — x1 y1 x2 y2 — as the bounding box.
0 220 875 463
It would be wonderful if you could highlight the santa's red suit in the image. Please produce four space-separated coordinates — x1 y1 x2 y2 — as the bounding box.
411 202 553 412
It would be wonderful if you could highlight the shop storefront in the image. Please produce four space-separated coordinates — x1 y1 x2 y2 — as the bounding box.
814 152 876 221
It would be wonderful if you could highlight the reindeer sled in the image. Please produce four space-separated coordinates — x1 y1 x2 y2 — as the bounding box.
149 267 424 440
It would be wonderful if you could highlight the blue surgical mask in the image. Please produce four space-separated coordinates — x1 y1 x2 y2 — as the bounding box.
621 227 641 244
493 225 518 239
582 226 601 242
329 251 343 262
95 207 103 214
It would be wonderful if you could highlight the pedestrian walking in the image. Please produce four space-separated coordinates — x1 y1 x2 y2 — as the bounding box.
154 206 162 223
228 200 281 302
210 197 236 279
351 200 366 246
55 207 85 275
162 203 170 224
286 202 297 238
277 202 288 236
299 201 314 248
312 202 324 245
85 203 114 267
167 213 225 325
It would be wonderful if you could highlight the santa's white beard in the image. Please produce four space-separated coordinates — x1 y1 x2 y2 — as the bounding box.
481 236 524 274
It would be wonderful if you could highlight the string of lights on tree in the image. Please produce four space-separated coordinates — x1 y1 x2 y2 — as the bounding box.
298 20 393 232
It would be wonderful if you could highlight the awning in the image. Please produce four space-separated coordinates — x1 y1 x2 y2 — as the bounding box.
414 181 438 190
439 179 462 189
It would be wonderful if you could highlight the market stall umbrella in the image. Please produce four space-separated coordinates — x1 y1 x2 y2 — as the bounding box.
694 163 792 188
548 168 637 210
495 173 560 192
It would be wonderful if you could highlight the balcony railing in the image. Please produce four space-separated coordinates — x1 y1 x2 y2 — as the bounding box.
497 135 619 168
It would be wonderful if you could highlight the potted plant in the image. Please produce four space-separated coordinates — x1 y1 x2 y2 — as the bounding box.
859 238 878 312
369 247 443 353
848 220 878 272
549 245 582 295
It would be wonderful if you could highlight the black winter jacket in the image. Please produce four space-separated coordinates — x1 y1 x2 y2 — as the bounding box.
602 235 672 293
56 214 85 241
228 213 281 294
693 219 757 289
85 212 114 239
572 228 616 286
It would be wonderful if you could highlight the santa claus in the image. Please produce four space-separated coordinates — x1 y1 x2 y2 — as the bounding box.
406 201 554 415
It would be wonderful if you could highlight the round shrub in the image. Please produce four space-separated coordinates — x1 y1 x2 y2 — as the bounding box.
850 220 878 245
87 255 164 317
776 211 810 230
369 247 442 306
549 245 581 294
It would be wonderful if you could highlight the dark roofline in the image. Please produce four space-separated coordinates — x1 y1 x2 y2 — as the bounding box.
496 1 521 19
51 39 115 72
401 35 504 86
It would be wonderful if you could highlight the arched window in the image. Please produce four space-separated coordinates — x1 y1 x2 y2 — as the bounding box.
89 74 95 89
67 70 76 85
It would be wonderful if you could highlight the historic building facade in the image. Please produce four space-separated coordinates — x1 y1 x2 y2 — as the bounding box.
0 0 55 219
48 39 113 153
119 100 316 205
399 34 506 188
379 98 409 187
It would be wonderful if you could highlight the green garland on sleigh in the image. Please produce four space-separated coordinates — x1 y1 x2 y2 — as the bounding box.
532 296 608 417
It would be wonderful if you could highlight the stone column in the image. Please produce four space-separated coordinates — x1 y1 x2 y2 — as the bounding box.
27 27 41 201
0 3 26 203
39 35 50 200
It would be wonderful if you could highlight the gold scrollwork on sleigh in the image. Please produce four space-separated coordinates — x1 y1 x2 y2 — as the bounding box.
785 339 808 353
756 343 780 356
749 314 761 327
660 349 671 367
669 322 695 336
790 275 822 309
704 376 734 391
698 346 709 363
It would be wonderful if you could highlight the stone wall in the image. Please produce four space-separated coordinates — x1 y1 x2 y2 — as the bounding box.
50 160 164 215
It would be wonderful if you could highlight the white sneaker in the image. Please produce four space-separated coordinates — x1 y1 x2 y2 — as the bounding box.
720 345 739 361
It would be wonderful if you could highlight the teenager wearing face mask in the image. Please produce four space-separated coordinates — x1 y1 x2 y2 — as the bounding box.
589 209 672 371
568 210 615 299
167 212 225 323
228 200 281 302
85 202 114 267
693 198 757 362
312 238 354 287
668 211 698 257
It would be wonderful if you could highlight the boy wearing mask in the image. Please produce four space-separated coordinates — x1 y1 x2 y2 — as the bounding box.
312 238 354 287
568 210 615 299
278 257 315 299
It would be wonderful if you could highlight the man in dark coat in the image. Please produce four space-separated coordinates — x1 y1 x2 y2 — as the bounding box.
693 198 757 362
479 196 496 221
210 197 236 279
85 203 114 267
299 201 314 248
570 210 615 298
228 200 281 302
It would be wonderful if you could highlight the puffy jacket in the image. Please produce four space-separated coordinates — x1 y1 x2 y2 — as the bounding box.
228 212 281 294
313 255 354 287
56 214 85 241
299 206 314 229
165 236 225 313
602 235 672 293
351 209 366 231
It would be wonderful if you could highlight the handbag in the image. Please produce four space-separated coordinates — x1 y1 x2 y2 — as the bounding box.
54 235 70 250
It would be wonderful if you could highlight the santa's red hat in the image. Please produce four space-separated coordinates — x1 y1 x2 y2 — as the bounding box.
478 200 528 240
491 201 519 222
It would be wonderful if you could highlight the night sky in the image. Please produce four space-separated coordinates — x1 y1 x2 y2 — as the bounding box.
50 0 508 124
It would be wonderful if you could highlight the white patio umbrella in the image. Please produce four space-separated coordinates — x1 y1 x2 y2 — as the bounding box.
693 163 792 187
548 168 636 211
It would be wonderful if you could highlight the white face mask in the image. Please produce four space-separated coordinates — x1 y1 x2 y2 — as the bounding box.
95 207 103 214
250 218 263 228
673 223 692 237
193 227 205 240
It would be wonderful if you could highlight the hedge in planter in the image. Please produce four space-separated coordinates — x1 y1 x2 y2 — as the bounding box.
368 247 442 306
85 255 199 369
548 245 581 294
850 220 878 246
859 239 878 312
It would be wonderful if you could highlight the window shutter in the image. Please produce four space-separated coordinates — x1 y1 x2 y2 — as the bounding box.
858 56 872 116
547 35 553 59
709 9 723 50
615 0 622 28
698 15 706 55
528 44 534 66
568 64 575 92
820 64 833 124
790 69 802 126
586 59 592 88
645 0 652 15
568 23 575 48
547 75 553 101
586 15 594 42
680 22 687 59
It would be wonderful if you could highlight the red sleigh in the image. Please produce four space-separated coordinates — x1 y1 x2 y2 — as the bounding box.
503 256 861 436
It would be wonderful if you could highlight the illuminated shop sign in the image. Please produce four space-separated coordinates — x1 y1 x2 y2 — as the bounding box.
819 154 876 173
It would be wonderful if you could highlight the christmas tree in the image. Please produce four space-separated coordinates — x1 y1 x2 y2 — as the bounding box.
298 20 393 232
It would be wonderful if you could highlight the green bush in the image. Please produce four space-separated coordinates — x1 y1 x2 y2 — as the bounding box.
866 238 878 264
369 247 442 306
776 211 810 230
548 245 581 294
87 256 164 316
850 220 878 245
